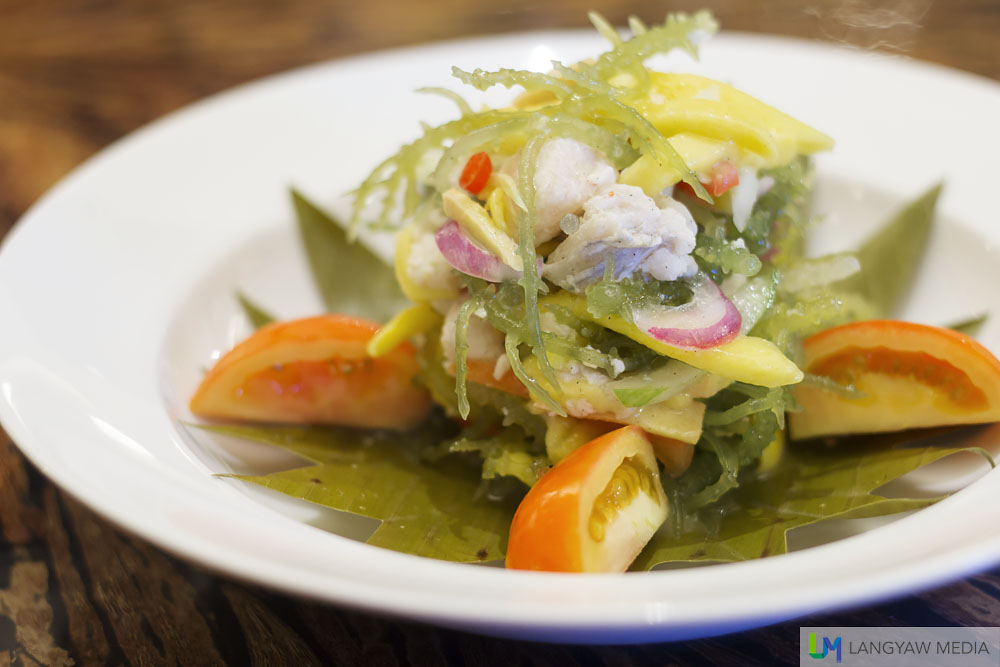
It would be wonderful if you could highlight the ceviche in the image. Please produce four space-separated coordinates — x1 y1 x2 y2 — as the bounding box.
189 11 998 572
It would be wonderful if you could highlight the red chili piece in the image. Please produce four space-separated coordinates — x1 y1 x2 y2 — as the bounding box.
675 159 740 200
459 151 492 195
706 160 739 197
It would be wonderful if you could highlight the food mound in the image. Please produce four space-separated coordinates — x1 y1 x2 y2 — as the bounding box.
190 12 1000 573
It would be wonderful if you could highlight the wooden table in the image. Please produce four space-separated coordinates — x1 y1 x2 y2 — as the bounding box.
2 1 998 664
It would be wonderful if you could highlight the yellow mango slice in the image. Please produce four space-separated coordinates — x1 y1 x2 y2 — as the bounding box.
757 429 786 473
441 188 522 270
543 416 617 464
367 303 442 357
542 292 802 388
484 181 520 238
619 133 738 197
629 73 833 168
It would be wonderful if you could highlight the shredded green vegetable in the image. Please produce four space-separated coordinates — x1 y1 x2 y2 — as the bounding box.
353 10 717 236
800 372 865 400
449 430 550 487
515 134 559 396
694 235 762 277
744 157 813 262
679 385 790 511
586 10 718 84
752 289 877 360
453 295 482 419
351 108 536 235
585 259 693 324
506 334 564 415
415 86 473 116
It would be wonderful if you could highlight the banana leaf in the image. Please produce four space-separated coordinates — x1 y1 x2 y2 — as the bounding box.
634 431 991 569
947 313 988 337
235 291 276 329
205 423 517 563
202 422 990 568
839 183 941 316
291 189 409 323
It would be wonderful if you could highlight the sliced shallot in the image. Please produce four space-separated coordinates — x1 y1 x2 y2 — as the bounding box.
633 273 742 350
435 220 522 282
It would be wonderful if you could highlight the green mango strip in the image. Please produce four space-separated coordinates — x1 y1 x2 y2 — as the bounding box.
946 313 988 337
634 433 991 569
613 386 667 408
235 291 276 329
840 183 942 317
201 424 517 563
291 189 409 323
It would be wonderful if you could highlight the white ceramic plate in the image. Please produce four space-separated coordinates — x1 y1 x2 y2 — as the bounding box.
2 31 1000 644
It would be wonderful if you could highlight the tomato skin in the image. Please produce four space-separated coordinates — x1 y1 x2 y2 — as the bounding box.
454 358 529 398
190 315 431 430
675 159 740 199
506 425 668 573
790 320 1000 439
507 435 595 572
459 152 492 195
705 159 739 196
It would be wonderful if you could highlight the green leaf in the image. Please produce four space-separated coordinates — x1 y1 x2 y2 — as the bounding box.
235 291 276 329
840 183 941 317
613 386 667 408
291 189 409 323
947 313 988 337
633 433 988 569
197 421 989 568
204 423 517 563
449 427 549 487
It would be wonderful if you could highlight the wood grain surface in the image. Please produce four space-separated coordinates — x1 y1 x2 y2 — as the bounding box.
2 1 999 664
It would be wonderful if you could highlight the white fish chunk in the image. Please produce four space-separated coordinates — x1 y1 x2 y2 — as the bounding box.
545 184 698 292
504 137 618 245
440 301 505 367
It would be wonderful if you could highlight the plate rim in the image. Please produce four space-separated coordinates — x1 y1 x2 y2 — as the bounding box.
2 28 1000 643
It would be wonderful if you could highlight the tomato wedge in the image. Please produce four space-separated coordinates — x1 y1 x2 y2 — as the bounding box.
789 320 1000 440
506 425 668 573
190 315 431 430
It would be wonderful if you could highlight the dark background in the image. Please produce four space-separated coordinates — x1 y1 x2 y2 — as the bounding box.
1 1 999 664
